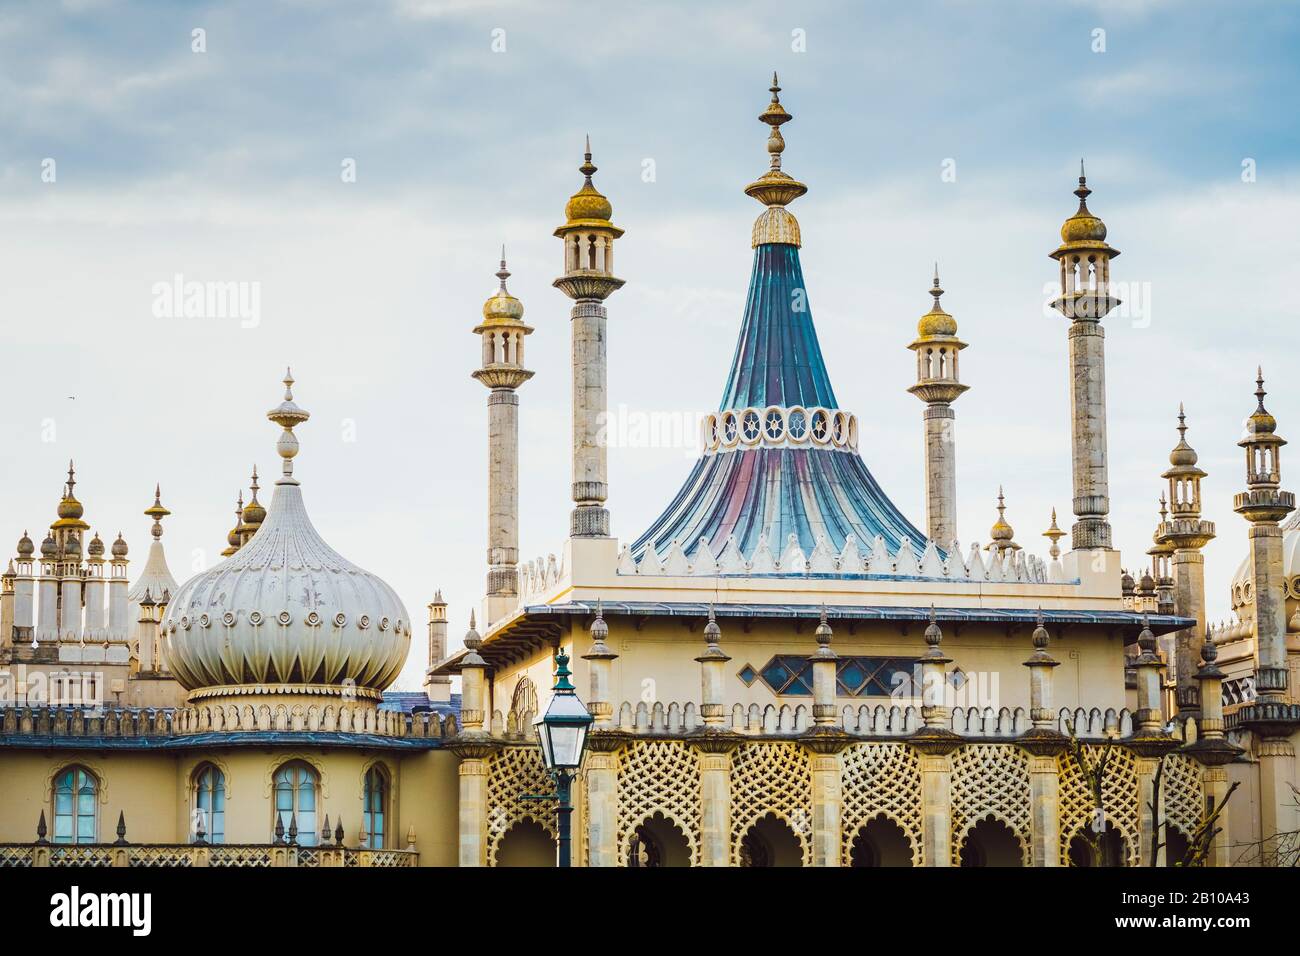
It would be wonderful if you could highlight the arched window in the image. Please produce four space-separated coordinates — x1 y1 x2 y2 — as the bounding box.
52 765 97 844
363 766 388 849
192 764 226 844
273 761 319 846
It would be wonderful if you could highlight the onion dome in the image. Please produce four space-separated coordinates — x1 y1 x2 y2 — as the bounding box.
63 534 82 558
481 251 525 323
40 533 57 558
163 370 411 701
87 533 104 558
1121 569 1136 597
917 266 958 338
220 493 244 558
241 467 266 531
111 532 128 558
16 531 34 559
561 136 618 230
1245 368 1278 437
1138 569 1156 594
986 487 1021 552
1059 161 1107 244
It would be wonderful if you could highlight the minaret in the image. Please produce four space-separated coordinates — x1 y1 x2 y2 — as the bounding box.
1049 162 1120 550
473 252 534 624
907 266 968 546
554 137 624 538
1156 406 1216 716
1149 494 1177 616
1043 509 1066 582
1233 370 1295 704
129 485 179 674
106 532 129 645
424 590 452 704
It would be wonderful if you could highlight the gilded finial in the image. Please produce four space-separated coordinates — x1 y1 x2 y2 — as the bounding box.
745 73 807 246
987 486 1020 552
144 484 171 540
1043 508 1065 560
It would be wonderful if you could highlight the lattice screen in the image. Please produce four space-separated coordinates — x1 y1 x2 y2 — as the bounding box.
614 739 701 867
729 741 813 866
950 743 1032 865
840 742 922 866
486 746 556 866
1160 752 1204 842
1057 745 1141 866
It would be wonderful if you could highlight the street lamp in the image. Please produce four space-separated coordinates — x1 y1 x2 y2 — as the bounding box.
533 646 593 867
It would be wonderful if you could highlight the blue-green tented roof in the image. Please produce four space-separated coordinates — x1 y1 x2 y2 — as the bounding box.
633 242 926 563
718 244 838 410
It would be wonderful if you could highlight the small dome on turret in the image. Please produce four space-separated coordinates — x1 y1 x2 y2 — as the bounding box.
63 534 82 557
87 533 105 557
1245 369 1278 437
917 267 958 338
563 138 614 226
111 532 128 558
988 487 1017 548
16 531 34 558
482 253 525 323
40 533 57 558
1139 569 1156 594
1060 165 1108 243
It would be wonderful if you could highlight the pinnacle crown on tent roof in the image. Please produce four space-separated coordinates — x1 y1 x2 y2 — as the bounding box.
144 484 171 539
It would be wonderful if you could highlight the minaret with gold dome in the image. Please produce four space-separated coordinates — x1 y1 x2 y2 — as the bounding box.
908 266 968 546
555 138 624 538
1156 405 1215 715
474 252 533 625
1234 370 1295 704
1049 162 1120 551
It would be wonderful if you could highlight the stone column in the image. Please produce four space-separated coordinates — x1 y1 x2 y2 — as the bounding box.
693 607 742 867
583 603 621 867
1027 755 1061 867
424 593 451 704
450 614 495 867
1134 755 1162 867
1258 737 1299 852
486 388 521 605
918 752 953 867
570 300 610 537
1171 549 1207 709
1185 629 1242 866
36 562 57 643
922 405 957 545
0 564 13 661
1021 612 1067 866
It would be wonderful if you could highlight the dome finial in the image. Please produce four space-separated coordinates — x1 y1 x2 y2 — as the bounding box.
66 460 76 496
496 248 511 293
144 484 171 540
744 72 807 233
1256 366 1267 410
1075 158 1091 206
268 368 311 485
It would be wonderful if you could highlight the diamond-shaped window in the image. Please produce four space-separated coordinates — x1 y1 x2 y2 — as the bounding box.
738 664 758 687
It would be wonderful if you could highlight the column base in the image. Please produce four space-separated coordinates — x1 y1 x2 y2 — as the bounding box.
570 506 610 538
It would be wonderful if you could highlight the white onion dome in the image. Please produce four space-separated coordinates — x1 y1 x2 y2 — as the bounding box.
162 370 411 701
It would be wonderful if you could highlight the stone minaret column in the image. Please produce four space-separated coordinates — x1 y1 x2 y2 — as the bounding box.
1156 407 1215 717
1187 630 1241 867
58 539 83 643
36 539 58 644
909 608 961 867
1234 372 1295 703
135 591 156 673
474 254 534 624
424 591 451 704
583 604 620 867
907 268 968 547
1049 165 1120 550
553 139 625 538
106 535 129 643
82 535 106 642
13 534 35 644
1133 616 1166 735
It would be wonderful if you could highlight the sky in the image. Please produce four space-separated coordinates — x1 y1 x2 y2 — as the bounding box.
1 0 1298 690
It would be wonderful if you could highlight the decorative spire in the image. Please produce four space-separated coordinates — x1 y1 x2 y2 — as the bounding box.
1158 492 1168 522
696 604 730 663
744 74 808 247
267 368 310 484
1043 508 1065 560
923 605 944 657
66 460 76 498
987 487 1020 551
812 605 835 659
144 485 170 540
1075 158 1091 206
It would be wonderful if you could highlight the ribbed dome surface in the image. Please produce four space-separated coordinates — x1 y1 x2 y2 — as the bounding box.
163 480 410 693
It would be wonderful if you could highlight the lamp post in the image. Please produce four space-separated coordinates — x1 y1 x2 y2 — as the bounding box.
533 646 594 867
